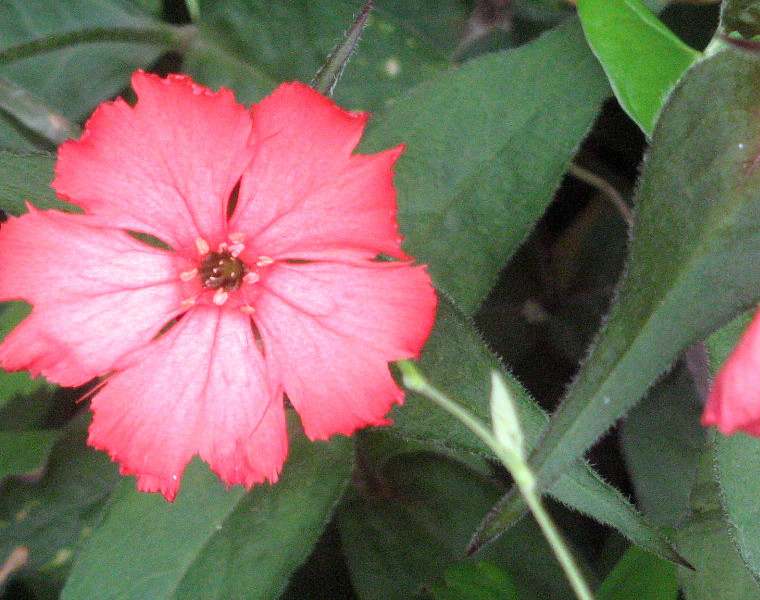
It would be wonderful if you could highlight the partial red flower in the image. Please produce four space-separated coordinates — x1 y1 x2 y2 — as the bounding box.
0 71 437 500
703 310 760 436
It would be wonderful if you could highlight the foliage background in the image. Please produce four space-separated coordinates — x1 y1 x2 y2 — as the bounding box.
1 0 759 599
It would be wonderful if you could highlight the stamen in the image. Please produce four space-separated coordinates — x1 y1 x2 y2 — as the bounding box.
213 289 229 305
195 237 210 256
179 268 198 282
243 272 260 285
229 243 245 257
229 232 245 244
240 305 255 315
256 256 274 267
180 297 196 309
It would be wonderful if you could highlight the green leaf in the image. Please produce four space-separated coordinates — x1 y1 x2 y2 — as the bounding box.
128 0 163 16
519 47 760 514
619 360 706 527
362 18 610 313
489 371 525 459
430 562 520 600
0 414 120 593
720 0 760 39
577 0 700 136
0 0 176 149
713 432 760 582
184 0 455 111
596 546 678 600
705 310 760 583
0 430 61 479
0 77 80 145
675 443 760 599
337 451 573 600
0 301 56 412
0 151 73 215
61 415 352 600
395 298 682 564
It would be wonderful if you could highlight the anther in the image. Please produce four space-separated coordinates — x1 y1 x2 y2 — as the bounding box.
179 268 198 282
213 289 229 305
256 256 274 267
180 297 196 309
229 232 245 244
243 272 260 285
240 305 255 315
195 238 210 256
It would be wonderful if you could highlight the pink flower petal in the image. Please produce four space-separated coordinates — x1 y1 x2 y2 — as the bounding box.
53 71 255 251
254 261 436 440
229 82 408 261
703 310 760 436
0 207 183 387
88 305 286 501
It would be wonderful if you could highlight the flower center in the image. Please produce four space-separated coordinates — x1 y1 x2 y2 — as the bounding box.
198 251 249 291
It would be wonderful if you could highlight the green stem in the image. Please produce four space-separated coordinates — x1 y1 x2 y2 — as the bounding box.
312 0 373 96
0 76 81 145
568 163 633 228
0 25 192 67
184 0 200 22
397 360 596 600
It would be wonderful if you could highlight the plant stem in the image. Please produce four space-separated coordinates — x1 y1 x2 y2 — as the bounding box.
0 76 81 145
397 360 596 600
568 163 633 229
184 0 200 21
311 0 373 96
0 25 193 67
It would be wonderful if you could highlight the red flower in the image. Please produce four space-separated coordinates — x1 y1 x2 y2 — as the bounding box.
0 71 437 500
703 310 760 436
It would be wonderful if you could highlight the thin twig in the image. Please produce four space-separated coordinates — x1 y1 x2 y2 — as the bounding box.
0 547 29 586
568 163 633 229
311 1 373 97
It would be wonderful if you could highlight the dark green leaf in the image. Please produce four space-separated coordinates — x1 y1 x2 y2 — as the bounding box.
362 18 610 313
577 0 699 135
0 414 120 594
713 432 760 582
0 430 61 479
0 76 80 145
396 298 682 564
61 415 352 600
705 310 760 583
675 443 760 599
720 0 760 39
0 151 73 215
0 0 176 149
185 0 455 111
337 452 573 600
596 545 678 600
619 361 706 527
431 562 519 600
0 301 56 412
521 47 760 512
128 0 162 16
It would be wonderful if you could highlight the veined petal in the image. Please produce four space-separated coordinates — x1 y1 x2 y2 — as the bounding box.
88 306 286 501
0 207 183 387
703 310 760 436
254 261 436 440
53 71 254 250
230 82 408 260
